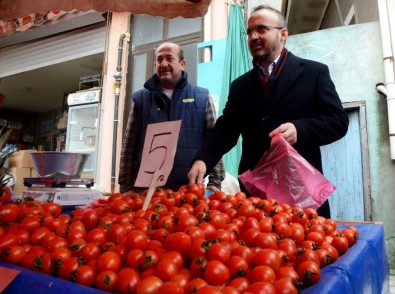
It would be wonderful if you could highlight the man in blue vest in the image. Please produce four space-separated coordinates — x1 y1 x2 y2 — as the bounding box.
119 42 224 194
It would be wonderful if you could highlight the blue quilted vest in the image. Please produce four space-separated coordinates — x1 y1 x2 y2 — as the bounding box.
132 72 208 188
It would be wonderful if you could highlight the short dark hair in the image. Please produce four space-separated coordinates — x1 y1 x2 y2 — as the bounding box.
251 5 287 28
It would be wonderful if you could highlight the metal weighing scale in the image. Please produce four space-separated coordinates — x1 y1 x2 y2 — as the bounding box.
22 177 102 208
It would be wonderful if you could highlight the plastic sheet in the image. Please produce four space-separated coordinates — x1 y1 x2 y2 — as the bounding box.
0 224 389 294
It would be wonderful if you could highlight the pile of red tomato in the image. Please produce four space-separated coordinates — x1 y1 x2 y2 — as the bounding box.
0 183 359 293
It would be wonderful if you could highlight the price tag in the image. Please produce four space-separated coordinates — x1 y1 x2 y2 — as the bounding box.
134 120 181 188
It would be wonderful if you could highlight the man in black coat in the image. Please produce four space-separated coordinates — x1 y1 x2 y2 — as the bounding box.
188 5 349 218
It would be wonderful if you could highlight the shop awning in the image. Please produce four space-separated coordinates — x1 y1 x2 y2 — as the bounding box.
0 0 211 19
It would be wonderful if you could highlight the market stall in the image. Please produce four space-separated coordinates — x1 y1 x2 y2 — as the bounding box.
0 223 389 293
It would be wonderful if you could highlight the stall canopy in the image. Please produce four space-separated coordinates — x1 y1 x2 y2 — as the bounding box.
0 0 212 20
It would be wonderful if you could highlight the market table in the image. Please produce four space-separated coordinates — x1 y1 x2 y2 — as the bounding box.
0 223 390 293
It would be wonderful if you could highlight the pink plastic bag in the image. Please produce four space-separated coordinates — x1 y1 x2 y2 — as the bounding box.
239 134 336 209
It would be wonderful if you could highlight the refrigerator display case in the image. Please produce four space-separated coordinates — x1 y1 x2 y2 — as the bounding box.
66 88 101 179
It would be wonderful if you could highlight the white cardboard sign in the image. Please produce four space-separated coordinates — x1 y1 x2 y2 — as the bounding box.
134 120 181 188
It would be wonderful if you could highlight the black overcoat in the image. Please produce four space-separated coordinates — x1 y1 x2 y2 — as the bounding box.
196 51 349 185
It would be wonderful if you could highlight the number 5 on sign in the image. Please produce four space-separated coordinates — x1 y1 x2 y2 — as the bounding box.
134 120 181 188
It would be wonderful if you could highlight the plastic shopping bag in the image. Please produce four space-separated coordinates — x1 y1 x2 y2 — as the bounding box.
239 134 336 209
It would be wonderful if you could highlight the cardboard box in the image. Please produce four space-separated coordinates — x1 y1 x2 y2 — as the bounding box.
9 150 36 168
12 184 26 197
8 167 31 186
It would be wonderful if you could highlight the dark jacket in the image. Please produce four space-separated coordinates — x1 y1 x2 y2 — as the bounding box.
133 74 208 188
119 72 225 192
195 51 349 183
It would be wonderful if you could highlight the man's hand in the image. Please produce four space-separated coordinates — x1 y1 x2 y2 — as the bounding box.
269 122 297 145
206 185 220 192
188 160 207 185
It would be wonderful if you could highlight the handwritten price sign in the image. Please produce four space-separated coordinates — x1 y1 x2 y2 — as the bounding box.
134 120 181 188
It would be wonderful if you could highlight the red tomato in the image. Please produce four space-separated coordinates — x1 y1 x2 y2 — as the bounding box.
157 281 185 294
245 281 276 294
41 202 62 218
226 255 249 278
52 247 72 271
190 256 208 278
116 267 140 294
274 222 293 238
0 202 21 223
231 245 254 265
79 242 101 263
107 223 128 244
96 251 122 272
187 278 208 293
275 266 300 280
306 231 325 245
227 277 250 292
125 230 149 251
19 215 41 232
254 232 278 250
75 265 97 287
96 270 119 292
342 228 359 247
165 232 191 254
203 260 230 286
126 249 144 270
155 259 178 281
273 278 299 294
86 227 107 247
251 248 281 271
207 242 231 263
0 185 11 203
81 209 100 231
138 250 159 271
4 245 26 264
248 265 276 284
0 233 18 251
136 276 163 294
331 235 349 255
296 260 321 286
186 183 205 198
160 250 184 269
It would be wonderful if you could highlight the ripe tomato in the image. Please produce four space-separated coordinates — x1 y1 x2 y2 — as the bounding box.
203 260 230 286
207 242 231 263
19 215 41 232
226 255 249 278
79 242 101 263
273 278 299 294
125 230 149 251
231 245 254 265
155 259 178 281
126 249 144 270
157 281 185 294
96 270 119 292
86 227 107 247
0 202 21 223
75 264 97 287
187 278 208 293
275 266 300 280
248 265 276 284
296 260 321 286
116 267 140 294
4 245 26 264
331 235 349 255
251 248 281 271
41 202 62 218
52 247 72 270
245 281 276 294
138 250 160 271
186 183 205 198
165 232 191 254
176 213 199 232
342 228 359 247
253 232 278 250
0 233 18 251
160 250 184 269
0 185 11 203
136 276 163 294
96 251 122 272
